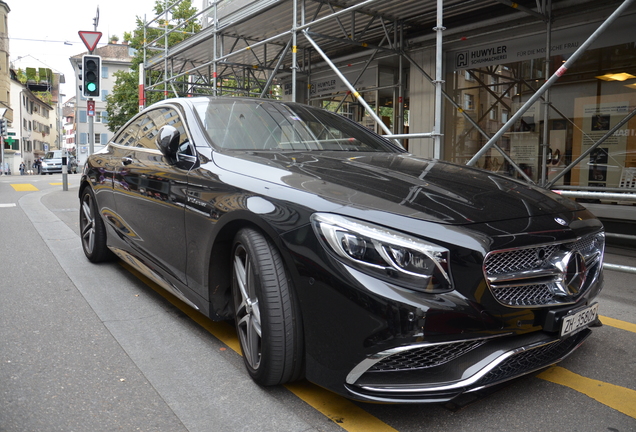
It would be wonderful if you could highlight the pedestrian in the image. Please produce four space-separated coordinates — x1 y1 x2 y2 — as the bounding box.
36 159 41 174
19 161 25 175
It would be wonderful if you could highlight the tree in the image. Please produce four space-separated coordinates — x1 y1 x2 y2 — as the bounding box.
106 0 201 133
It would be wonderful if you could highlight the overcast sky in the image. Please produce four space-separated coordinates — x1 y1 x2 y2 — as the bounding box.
8 0 161 99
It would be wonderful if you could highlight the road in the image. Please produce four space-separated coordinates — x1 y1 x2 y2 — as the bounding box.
1 173 635 432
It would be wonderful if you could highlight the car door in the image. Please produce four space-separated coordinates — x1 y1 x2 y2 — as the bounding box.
112 106 191 288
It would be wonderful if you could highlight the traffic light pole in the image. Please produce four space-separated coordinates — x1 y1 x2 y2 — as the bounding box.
88 102 94 156
0 135 4 175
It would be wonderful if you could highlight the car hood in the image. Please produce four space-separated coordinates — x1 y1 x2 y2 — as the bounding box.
212 151 583 225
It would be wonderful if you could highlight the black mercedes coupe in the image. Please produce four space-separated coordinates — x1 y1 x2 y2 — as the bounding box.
79 97 604 403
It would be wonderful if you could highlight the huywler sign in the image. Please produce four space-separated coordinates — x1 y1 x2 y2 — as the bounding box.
449 15 634 71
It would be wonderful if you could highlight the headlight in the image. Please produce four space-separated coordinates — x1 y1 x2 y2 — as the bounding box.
311 213 452 293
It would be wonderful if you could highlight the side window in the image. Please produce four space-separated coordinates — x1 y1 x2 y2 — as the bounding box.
135 108 170 149
112 107 192 154
113 115 146 146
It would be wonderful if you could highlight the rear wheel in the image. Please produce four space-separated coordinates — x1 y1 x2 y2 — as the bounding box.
231 228 303 386
80 188 114 262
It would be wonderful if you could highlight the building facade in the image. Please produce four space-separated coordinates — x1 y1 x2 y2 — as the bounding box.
70 43 134 167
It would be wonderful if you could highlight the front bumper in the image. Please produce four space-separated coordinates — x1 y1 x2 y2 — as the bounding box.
344 328 591 403
281 210 604 404
41 166 62 173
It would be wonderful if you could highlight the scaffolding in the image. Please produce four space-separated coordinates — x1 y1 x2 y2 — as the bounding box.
141 0 636 202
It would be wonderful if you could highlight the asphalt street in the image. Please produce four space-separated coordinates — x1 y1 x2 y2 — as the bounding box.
1 174 635 432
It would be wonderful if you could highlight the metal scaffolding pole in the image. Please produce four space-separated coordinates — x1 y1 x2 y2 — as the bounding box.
260 38 293 98
432 0 444 159
540 0 552 186
292 0 298 102
302 30 394 137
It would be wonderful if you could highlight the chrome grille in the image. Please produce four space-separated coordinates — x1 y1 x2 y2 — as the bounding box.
484 245 558 275
570 236 595 254
483 233 604 307
370 340 484 372
491 284 554 307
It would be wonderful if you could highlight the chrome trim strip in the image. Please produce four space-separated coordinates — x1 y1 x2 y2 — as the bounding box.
466 329 590 393
351 334 586 398
345 334 509 385
344 331 590 403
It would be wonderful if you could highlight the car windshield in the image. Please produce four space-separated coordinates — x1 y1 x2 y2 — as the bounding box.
192 99 396 152
44 151 63 159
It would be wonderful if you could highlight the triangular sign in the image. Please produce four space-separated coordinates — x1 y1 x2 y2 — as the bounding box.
78 31 102 52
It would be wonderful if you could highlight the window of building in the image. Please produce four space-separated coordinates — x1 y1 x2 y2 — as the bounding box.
463 93 475 111
489 105 499 121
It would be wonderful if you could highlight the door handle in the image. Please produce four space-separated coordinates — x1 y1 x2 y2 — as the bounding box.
122 157 133 166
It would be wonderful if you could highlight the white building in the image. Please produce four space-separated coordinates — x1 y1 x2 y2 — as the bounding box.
70 43 134 166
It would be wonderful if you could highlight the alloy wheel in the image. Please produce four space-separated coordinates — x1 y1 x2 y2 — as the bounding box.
233 244 262 370
80 192 95 255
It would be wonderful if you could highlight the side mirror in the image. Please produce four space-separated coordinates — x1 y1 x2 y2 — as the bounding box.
156 125 180 163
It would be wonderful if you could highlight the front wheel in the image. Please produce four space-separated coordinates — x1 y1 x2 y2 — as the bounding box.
80 188 114 262
231 228 303 386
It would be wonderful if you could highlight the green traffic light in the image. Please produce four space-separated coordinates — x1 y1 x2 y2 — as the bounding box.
87 83 97 92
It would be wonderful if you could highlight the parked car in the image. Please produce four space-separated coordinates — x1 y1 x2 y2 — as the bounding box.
40 150 78 174
79 97 605 403
40 150 64 174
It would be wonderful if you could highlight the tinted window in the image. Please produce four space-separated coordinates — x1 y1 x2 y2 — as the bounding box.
193 100 395 152
115 107 190 151
114 117 144 147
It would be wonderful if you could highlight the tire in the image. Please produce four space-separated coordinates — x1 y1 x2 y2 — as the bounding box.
231 228 303 386
80 188 114 262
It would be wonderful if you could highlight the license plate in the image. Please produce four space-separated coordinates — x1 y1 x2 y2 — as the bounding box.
561 303 599 337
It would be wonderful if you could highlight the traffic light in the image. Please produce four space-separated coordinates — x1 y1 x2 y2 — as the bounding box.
82 55 101 98
0 119 5 137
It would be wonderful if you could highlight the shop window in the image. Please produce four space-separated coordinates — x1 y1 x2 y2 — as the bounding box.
445 40 636 194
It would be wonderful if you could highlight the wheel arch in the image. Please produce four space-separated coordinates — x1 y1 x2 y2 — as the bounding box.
205 213 303 327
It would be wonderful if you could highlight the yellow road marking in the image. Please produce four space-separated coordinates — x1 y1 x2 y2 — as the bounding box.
10 184 38 191
538 366 636 419
120 261 396 431
285 381 398 432
50 182 63 185
599 315 636 334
